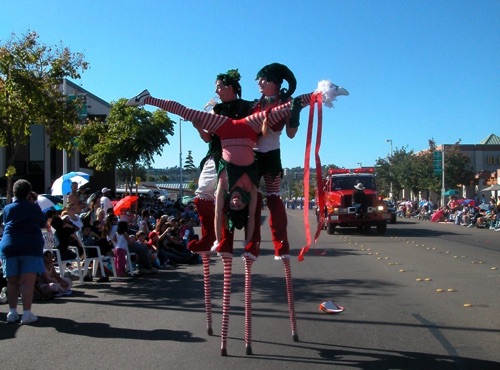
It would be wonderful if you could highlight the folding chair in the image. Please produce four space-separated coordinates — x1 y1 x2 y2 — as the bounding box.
125 249 137 276
82 245 117 280
111 247 137 277
52 246 84 282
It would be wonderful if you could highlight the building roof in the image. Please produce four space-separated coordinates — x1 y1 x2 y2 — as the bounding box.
479 134 500 145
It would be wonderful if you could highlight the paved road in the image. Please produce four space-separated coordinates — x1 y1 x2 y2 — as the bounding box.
1 210 499 369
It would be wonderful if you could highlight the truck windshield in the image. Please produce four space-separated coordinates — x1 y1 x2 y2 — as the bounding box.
331 177 376 191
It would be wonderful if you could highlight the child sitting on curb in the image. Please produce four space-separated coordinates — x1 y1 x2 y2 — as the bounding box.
40 249 72 296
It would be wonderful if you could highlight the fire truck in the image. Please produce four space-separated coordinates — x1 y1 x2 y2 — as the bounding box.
316 168 391 234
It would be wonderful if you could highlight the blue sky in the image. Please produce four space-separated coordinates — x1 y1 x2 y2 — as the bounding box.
2 1 499 170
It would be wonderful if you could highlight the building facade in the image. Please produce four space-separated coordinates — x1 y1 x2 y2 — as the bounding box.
0 79 114 196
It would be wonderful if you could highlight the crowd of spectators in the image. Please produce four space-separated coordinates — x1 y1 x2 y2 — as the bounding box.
396 195 500 231
1 187 202 308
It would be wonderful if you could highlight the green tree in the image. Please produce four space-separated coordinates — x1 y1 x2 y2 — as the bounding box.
0 31 88 200
375 146 414 200
183 150 197 172
442 141 475 189
375 139 475 202
78 98 175 186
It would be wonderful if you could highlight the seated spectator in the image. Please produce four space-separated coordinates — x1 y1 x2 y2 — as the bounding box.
155 220 197 265
119 208 138 234
40 249 72 296
138 209 152 235
33 275 54 301
147 231 174 269
81 224 113 257
63 203 83 232
133 231 158 273
179 218 198 249
51 215 80 260
489 210 500 231
145 231 162 269
447 196 459 214
461 204 475 226
467 206 481 227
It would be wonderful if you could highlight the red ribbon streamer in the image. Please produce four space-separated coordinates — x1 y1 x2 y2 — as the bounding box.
298 92 324 261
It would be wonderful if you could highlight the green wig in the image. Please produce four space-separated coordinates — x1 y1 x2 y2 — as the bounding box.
216 68 243 98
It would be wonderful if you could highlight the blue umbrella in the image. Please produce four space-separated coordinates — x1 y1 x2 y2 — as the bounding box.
51 171 90 196
444 189 460 196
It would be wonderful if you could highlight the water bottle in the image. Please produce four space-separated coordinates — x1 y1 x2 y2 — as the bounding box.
203 96 219 112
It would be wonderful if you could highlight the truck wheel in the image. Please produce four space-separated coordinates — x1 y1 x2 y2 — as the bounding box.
376 222 387 234
327 223 336 235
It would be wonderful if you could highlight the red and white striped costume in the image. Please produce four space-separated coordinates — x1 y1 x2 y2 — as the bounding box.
142 93 312 355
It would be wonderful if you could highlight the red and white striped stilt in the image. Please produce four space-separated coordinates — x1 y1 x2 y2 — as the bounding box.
201 253 213 335
282 257 299 341
220 254 232 356
244 256 254 355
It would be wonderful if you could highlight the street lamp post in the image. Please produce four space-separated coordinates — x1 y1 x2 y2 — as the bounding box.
386 139 393 199
357 162 362 168
179 118 184 201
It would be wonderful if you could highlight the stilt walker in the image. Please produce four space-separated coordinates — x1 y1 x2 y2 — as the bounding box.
187 70 254 336
126 79 346 355
252 63 301 343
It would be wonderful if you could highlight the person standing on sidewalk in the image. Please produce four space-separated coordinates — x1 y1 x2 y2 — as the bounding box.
0 180 46 324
